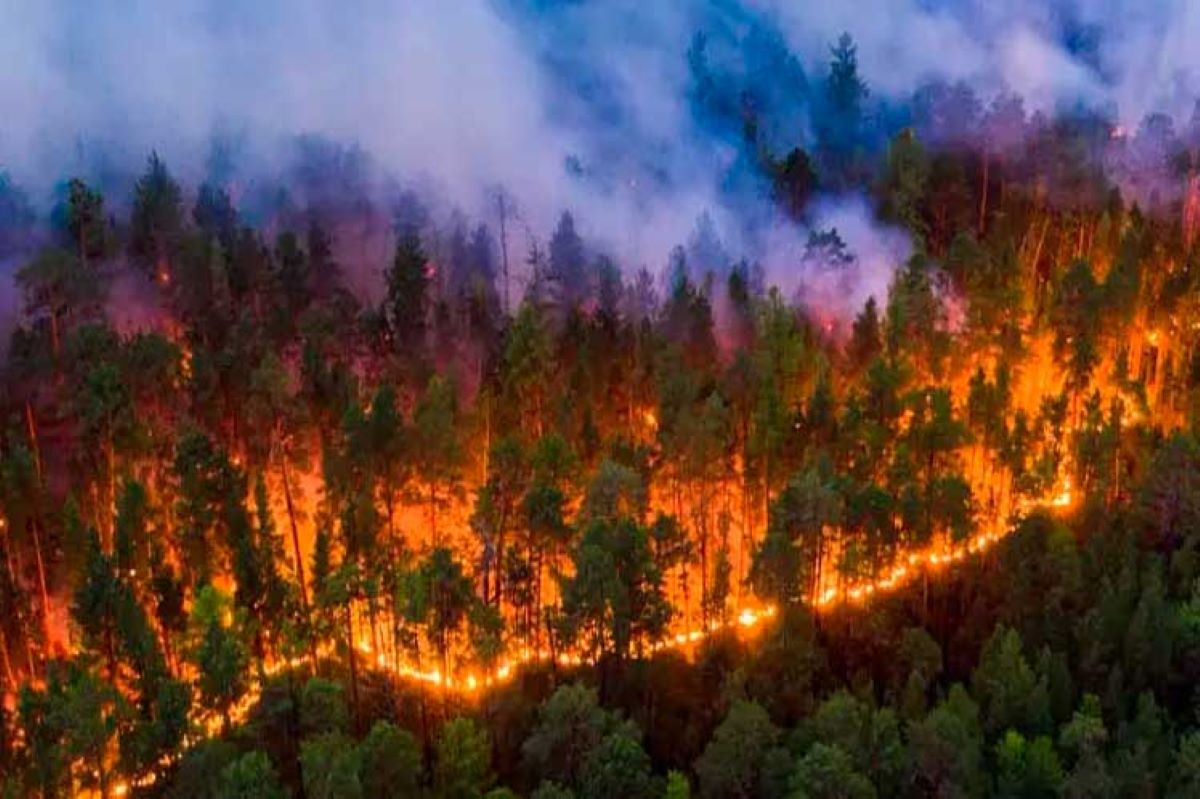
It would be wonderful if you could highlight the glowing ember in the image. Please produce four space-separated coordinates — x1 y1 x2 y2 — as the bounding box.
1050 477 1073 508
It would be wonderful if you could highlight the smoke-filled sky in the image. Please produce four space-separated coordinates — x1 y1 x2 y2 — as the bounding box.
3 0 1200 308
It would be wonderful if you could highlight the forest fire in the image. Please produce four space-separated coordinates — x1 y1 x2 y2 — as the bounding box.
1 174 1178 793
11 3 1200 796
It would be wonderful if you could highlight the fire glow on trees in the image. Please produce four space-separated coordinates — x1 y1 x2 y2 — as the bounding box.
8 21 1200 794
2 193 1171 794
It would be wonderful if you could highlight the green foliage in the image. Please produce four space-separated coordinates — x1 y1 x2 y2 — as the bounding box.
578 732 657 799
558 516 672 660
882 129 930 242
750 469 841 605
63 178 109 262
435 718 494 799
385 229 429 351
907 685 983 798
787 743 876 799
302 732 364 799
1167 732 1200 799
166 739 239 799
801 692 905 795
301 677 351 737
993 731 1063 799
359 721 422 799
17 656 121 799
893 627 941 717
187 585 250 729
412 375 465 540
218 751 288 799
531 784 575 799
664 771 691 799
129 152 183 270
15 247 99 351
695 699 780 799
971 625 1051 737
522 684 633 788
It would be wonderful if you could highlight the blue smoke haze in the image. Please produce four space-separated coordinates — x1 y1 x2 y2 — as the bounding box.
1 0 1198 309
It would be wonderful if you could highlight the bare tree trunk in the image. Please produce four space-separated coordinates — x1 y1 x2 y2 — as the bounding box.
1030 216 1051 315
385 494 396 547
279 451 319 668
2 521 16 584
106 423 116 550
533 544 544 652
25 401 53 659
0 627 14 694
428 483 440 549
345 603 360 734
24 635 35 680
158 616 178 677
279 456 308 609
369 595 381 660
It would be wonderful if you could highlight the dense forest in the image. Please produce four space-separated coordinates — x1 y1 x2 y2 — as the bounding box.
6 24 1200 799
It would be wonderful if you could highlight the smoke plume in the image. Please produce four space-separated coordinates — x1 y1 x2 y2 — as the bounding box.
2 0 1200 312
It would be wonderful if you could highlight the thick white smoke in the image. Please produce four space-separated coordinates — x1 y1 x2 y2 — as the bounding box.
2 0 1200 316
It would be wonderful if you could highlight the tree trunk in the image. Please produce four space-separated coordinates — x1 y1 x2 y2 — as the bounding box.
416 640 431 756
30 520 52 659
493 507 508 608
2 521 16 585
24 634 35 680
533 543 544 652
429 484 438 549
159 616 178 677
24 401 53 657
104 625 118 685
0 626 14 694
385 493 396 546
106 423 116 550
345 603 360 734
1030 216 1051 315
279 456 308 609
369 594 381 660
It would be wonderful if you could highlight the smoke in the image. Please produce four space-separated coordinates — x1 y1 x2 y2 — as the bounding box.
752 0 1200 123
782 197 912 322
2 0 1200 321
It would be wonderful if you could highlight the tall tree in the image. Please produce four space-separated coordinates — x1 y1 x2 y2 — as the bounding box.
386 230 430 358
412 376 464 545
129 152 183 281
16 248 99 358
819 33 869 185
549 211 587 310
63 179 108 266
